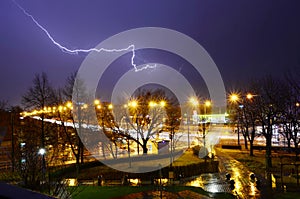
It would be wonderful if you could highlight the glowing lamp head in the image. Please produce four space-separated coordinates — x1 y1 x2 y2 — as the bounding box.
149 101 157 107
38 148 46 155
246 93 253 100
230 94 239 102
94 99 100 105
129 100 138 108
205 100 211 107
66 101 72 108
160 101 166 107
189 97 199 107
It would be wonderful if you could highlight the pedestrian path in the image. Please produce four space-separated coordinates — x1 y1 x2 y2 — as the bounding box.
185 148 263 198
185 173 232 193
215 148 261 199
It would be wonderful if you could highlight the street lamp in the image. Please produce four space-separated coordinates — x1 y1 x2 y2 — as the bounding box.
94 99 100 105
128 100 139 154
229 92 255 146
229 93 241 145
38 148 46 155
203 100 211 150
38 148 46 184
187 97 199 148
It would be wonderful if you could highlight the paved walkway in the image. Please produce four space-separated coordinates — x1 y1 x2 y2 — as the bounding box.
185 148 264 198
216 149 261 198
185 173 232 193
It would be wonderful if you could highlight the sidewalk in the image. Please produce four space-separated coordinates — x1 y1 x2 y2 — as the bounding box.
215 148 262 199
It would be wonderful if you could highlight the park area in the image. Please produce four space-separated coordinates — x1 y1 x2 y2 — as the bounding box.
47 146 300 199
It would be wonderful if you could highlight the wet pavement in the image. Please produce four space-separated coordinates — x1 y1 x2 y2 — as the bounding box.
186 173 232 193
216 149 261 198
185 148 262 198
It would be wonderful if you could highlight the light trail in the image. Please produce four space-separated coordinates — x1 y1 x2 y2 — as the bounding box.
12 0 156 72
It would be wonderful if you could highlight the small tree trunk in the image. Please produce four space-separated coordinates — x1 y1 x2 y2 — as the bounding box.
142 146 148 154
249 140 254 156
76 154 80 178
286 136 291 148
265 134 272 169
295 141 299 161
80 141 84 164
244 134 248 149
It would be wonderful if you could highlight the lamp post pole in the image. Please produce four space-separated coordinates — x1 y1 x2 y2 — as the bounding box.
187 114 190 148
125 117 131 168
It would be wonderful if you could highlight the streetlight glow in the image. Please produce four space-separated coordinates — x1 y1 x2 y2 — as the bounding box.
205 100 211 107
149 101 157 107
82 104 88 109
160 100 166 107
246 93 253 100
38 148 46 155
189 97 199 107
129 100 138 108
230 93 239 103
66 101 72 108
108 104 113 110
94 99 100 105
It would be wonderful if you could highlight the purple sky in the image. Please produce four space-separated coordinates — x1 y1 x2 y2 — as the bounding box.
1 0 300 105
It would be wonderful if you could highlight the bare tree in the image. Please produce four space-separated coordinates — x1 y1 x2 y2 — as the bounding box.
251 77 289 170
108 89 177 155
282 70 300 158
22 72 55 182
0 100 8 111
52 73 89 177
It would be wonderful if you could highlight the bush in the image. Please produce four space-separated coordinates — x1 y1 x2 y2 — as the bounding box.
192 145 200 156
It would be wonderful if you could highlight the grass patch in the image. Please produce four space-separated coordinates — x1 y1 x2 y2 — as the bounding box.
171 149 204 166
71 186 235 199
217 148 297 177
274 192 300 199
72 186 152 199
54 150 205 179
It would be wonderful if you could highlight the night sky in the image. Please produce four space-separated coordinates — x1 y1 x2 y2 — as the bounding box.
1 0 300 106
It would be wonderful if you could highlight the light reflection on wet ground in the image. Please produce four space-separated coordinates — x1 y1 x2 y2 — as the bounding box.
185 154 261 198
186 173 231 193
216 151 261 198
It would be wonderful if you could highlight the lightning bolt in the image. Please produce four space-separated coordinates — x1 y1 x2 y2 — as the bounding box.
12 0 156 72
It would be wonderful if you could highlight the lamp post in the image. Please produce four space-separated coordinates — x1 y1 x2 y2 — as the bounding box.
229 93 241 145
125 116 131 168
128 100 139 155
188 97 199 148
203 100 211 150
38 148 46 184
229 93 254 146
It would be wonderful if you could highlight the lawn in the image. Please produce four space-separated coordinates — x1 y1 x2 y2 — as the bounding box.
72 186 152 199
171 149 204 166
217 148 298 177
274 192 300 199
57 149 205 180
71 185 235 199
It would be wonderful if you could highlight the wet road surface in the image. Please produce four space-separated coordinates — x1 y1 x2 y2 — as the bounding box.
185 148 262 198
